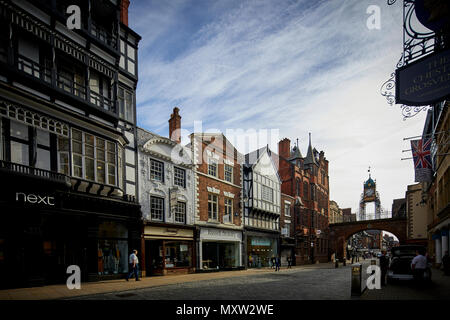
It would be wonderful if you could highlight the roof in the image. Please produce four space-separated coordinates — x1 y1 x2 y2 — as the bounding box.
288 145 302 161
304 133 317 166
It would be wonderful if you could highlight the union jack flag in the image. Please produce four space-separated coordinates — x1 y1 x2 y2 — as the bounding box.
410 138 433 182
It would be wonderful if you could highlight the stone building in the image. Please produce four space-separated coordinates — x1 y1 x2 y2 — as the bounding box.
137 108 196 277
329 200 343 224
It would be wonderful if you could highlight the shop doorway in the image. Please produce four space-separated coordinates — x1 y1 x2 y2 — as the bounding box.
202 242 238 270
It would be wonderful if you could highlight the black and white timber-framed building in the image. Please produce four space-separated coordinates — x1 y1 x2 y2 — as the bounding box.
0 0 141 288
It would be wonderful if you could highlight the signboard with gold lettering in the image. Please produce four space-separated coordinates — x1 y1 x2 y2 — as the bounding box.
396 49 450 106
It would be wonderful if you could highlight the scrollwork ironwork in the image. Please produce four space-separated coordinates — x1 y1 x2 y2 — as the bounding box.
401 105 430 120
380 72 396 106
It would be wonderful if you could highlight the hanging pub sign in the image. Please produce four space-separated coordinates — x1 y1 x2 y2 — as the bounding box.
395 48 450 106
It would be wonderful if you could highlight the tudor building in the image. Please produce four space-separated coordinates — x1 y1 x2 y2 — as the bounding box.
0 0 141 288
137 108 196 277
243 147 281 268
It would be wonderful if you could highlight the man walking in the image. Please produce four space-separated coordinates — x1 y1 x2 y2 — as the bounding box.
275 256 281 271
126 249 140 281
379 250 389 286
287 256 292 269
411 249 427 286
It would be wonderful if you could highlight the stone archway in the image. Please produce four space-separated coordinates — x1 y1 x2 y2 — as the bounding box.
329 217 407 260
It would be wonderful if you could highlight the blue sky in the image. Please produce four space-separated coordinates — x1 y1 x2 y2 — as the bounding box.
129 0 427 214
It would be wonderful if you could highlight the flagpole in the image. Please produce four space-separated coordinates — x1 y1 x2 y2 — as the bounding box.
403 130 450 141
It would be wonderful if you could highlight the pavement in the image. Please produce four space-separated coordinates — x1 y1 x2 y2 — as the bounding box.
0 262 336 300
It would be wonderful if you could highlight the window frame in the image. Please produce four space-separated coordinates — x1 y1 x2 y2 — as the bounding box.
175 201 186 224
208 193 218 221
224 164 233 183
150 196 165 222
174 166 186 188
150 158 164 182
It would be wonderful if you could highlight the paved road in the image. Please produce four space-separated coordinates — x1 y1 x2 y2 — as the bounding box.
69 262 370 300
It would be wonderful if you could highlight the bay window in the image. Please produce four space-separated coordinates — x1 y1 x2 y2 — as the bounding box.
70 128 117 185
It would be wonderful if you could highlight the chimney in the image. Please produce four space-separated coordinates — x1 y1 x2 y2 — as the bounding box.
120 0 130 26
278 138 291 159
169 107 181 144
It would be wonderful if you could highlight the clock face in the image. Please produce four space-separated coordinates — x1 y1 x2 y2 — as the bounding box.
365 188 374 197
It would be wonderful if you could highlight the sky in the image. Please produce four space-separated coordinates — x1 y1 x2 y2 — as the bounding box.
129 0 428 215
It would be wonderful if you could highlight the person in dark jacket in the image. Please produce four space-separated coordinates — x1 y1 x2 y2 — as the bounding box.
379 250 389 286
442 251 450 276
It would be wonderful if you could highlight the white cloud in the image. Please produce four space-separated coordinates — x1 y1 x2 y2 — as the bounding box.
133 0 423 215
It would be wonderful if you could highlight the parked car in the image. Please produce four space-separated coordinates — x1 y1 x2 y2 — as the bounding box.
387 245 432 283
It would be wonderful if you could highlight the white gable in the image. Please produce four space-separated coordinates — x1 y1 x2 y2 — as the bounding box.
253 151 280 183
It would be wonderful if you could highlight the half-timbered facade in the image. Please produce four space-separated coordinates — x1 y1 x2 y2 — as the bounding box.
0 0 141 288
243 147 281 268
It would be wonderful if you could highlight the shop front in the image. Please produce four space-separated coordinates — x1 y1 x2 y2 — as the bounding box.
143 225 195 276
245 231 279 268
198 227 243 271
0 172 142 289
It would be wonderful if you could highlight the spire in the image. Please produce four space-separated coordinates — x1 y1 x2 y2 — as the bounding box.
304 132 317 165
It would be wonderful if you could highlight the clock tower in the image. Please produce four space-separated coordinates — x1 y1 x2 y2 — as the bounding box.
359 167 381 220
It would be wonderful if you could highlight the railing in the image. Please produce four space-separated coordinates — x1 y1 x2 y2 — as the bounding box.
89 90 114 113
17 55 51 84
0 160 69 183
56 72 86 99
14 56 116 113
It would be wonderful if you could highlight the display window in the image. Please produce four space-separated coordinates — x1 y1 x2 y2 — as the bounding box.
164 241 191 268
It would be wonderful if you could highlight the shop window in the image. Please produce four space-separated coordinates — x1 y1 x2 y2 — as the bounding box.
150 196 164 221
164 241 191 268
97 239 128 275
175 201 186 223
208 194 218 220
150 159 164 182
174 166 185 188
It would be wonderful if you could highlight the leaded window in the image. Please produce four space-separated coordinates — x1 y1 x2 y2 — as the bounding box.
208 158 217 177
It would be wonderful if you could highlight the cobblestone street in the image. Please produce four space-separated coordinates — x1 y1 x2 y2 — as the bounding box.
69 263 360 300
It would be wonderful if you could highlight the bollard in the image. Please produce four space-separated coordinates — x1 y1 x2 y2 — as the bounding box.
351 263 362 296
335 259 339 268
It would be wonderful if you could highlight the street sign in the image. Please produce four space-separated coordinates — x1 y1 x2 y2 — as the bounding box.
396 49 450 106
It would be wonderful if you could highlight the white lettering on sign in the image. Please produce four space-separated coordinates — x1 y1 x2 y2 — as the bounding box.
16 192 55 206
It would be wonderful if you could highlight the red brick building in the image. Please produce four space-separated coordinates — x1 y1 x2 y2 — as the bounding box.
274 135 330 264
189 133 244 271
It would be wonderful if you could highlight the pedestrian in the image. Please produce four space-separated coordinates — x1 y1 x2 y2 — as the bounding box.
126 249 140 281
287 256 292 269
275 256 281 271
351 251 355 264
411 249 427 286
442 251 450 276
379 249 389 286
271 256 275 269
248 255 253 268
